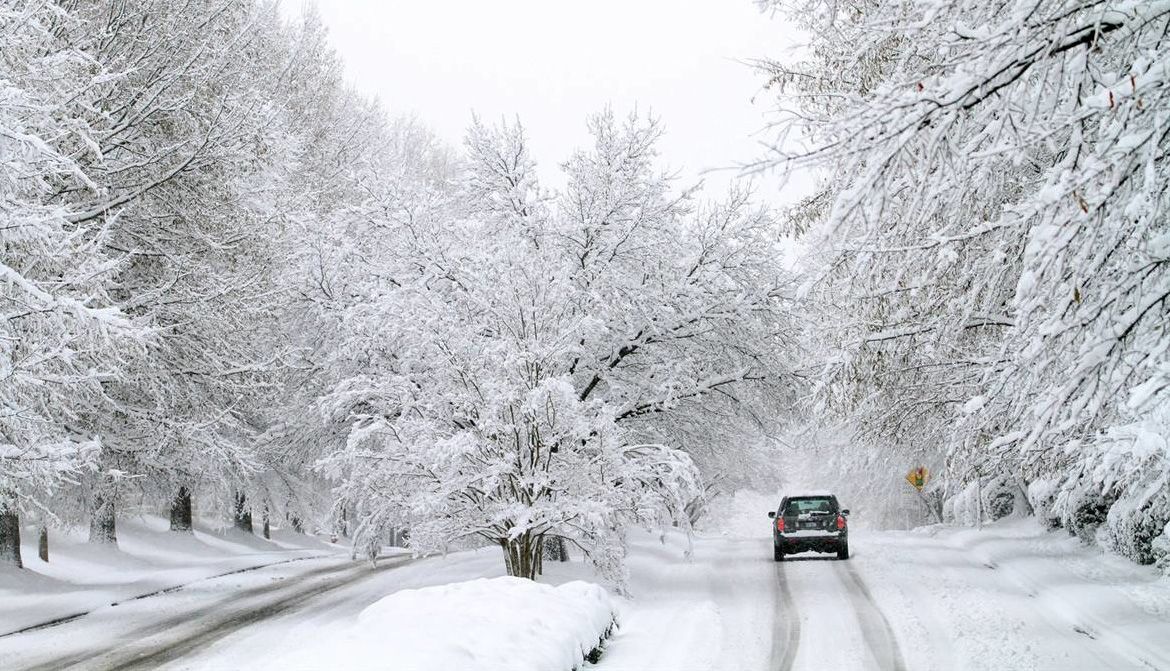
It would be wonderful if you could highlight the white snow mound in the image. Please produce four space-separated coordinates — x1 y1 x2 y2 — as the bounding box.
273 577 616 671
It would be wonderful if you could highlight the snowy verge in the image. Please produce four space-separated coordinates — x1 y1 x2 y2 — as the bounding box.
852 517 1170 670
0 514 342 635
264 576 616 671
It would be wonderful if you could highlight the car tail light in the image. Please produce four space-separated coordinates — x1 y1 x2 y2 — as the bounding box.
836 515 846 530
775 518 785 532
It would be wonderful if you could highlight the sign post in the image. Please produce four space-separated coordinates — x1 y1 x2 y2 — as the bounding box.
905 466 941 523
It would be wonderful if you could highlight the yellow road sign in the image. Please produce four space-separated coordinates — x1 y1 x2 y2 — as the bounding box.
905 466 929 491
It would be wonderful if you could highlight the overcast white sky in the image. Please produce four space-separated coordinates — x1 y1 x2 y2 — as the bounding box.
287 0 812 205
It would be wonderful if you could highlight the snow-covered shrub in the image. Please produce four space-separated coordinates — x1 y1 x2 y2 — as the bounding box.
921 484 945 525
1083 413 1169 561
1063 490 1114 545
941 499 954 524
944 480 982 526
943 477 1030 526
984 478 1017 521
1153 524 1170 574
1026 479 1061 530
1104 499 1169 566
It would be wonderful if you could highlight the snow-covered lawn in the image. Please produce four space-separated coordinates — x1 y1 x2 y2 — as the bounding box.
0 514 336 636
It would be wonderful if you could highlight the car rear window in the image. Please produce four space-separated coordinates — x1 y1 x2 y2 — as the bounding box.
783 497 836 516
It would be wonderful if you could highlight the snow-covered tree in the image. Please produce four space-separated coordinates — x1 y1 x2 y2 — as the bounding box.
262 32 461 532
762 0 1170 556
0 0 148 565
1 1 375 554
2 1 479 561
38 0 319 544
323 112 798 582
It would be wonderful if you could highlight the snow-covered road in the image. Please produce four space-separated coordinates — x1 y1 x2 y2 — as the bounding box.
776 555 906 670
596 532 908 671
2 516 1168 670
600 516 1170 671
0 555 417 671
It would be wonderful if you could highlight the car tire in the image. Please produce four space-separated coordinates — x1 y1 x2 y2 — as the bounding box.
837 542 850 560
773 545 784 562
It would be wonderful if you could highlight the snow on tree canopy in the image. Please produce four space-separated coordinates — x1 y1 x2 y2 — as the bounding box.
759 0 1170 558
319 112 798 582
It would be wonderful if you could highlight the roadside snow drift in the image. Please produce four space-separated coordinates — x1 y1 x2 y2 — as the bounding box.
265 576 616 671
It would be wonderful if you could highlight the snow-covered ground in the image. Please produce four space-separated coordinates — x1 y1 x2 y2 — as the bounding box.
854 520 1170 670
0 514 336 636
250 577 615 671
2 494 1169 670
601 491 1170 671
161 548 512 670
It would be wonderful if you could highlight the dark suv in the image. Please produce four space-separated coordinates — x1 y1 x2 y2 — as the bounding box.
768 494 850 560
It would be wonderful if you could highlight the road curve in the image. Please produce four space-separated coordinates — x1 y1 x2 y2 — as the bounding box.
16 556 413 671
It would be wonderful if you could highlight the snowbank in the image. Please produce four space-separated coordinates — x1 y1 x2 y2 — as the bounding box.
266 577 616 671
863 517 1170 669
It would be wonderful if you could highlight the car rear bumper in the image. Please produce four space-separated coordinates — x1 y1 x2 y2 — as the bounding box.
775 531 846 554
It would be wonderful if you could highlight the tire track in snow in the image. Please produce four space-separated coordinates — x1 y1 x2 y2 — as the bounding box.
16 556 412 671
104 559 413 671
769 563 801 671
836 560 907 671
0 552 328 640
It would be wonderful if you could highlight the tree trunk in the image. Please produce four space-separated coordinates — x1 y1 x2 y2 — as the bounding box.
975 476 984 529
262 505 270 539
0 505 22 568
501 532 540 580
289 514 304 534
89 484 118 545
170 486 193 532
543 535 568 562
501 538 514 575
388 527 407 547
1013 479 1035 517
233 491 253 533
38 526 49 562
